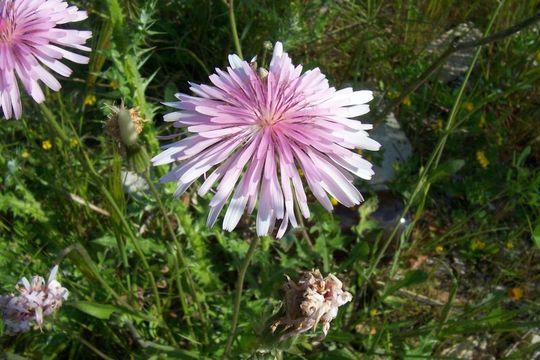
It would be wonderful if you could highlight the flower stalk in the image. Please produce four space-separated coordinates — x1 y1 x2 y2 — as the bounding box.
222 236 259 358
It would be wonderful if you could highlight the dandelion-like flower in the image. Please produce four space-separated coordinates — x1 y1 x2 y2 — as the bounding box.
0 0 91 119
0 265 68 335
153 42 380 237
271 269 352 339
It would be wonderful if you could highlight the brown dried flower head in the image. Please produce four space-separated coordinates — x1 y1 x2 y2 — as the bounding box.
271 269 352 340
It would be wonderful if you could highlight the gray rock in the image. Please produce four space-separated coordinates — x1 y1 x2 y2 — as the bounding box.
427 22 483 83
369 112 413 191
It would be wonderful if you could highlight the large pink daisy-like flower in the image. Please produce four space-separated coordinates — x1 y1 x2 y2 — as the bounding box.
0 0 91 119
153 42 380 238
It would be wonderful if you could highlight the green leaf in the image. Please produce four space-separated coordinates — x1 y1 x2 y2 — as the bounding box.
516 145 531 167
339 241 370 271
71 300 154 322
71 301 119 320
429 159 465 183
533 222 540 249
384 270 429 297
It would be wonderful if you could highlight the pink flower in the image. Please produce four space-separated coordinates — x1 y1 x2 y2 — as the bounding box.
0 266 68 335
153 42 380 238
0 0 91 119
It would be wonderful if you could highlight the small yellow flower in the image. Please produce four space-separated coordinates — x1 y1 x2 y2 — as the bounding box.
478 114 486 128
21 150 30 159
476 150 489 169
431 118 443 132
435 245 444 254
70 139 79 147
496 133 503 146
508 287 523 301
471 238 486 251
463 101 474 112
505 241 513 250
387 90 399 99
42 140 52 151
330 197 338 206
402 95 411 107
110 80 119 90
84 94 96 106
369 308 379 317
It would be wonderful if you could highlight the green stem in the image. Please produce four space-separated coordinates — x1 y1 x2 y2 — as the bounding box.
222 236 259 358
294 202 313 249
227 0 243 58
142 170 202 341
100 185 163 313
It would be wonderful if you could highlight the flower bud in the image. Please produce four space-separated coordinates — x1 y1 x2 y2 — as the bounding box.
105 104 143 151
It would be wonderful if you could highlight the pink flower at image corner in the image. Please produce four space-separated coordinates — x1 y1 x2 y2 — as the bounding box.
0 265 69 335
153 41 381 238
0 0 92 119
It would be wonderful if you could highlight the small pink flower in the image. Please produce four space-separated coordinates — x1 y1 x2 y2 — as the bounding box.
0 265 68 335
153 42 380 237
0 0 91 119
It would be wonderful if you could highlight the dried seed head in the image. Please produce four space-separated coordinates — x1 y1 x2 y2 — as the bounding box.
271 269 352 340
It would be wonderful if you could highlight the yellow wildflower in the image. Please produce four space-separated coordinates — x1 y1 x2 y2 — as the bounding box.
387 90 398 99
369 308 379 317
463 101 474 112
476 150 489 169
21 150 30 159
505 241 513 250
402 95 411 107
84 94 97 106
496 133 503 146
435 245 444 254
508 287 523 301
479 114 486 128
471 238 486 251
42 140 52 151
432 118 443 132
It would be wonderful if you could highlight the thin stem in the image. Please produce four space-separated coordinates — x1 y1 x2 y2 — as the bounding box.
227 0 243 58
100 185 163 314
294 202 313 249
142 170 203 341
222 236 259 359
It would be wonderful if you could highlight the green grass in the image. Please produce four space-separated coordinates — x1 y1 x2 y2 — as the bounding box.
1 0 539 359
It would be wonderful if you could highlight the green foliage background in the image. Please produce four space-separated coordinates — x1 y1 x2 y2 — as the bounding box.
0 0 539 358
